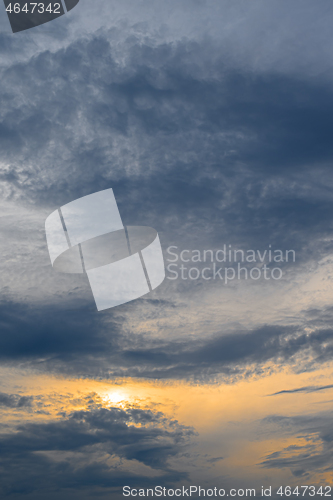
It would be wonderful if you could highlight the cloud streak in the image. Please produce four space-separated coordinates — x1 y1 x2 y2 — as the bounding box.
269 384 333 396
1 299 333 381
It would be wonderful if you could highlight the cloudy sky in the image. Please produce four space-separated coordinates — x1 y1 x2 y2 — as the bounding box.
1 0 333 498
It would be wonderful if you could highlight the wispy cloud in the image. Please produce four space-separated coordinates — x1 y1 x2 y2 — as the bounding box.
260 411 333 478
269 384 333 396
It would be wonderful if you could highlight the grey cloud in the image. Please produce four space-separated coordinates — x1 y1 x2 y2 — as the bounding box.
0 393 33 408
1 29 333 269
3 1 333 81
1 33 332 186
1 299 333 380
0 406 193 498
207 456 224 464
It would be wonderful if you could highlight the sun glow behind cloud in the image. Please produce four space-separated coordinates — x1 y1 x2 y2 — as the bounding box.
102 390 128 406
1 363 333 490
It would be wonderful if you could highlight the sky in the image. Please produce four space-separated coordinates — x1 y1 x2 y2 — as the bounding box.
1 0 333 498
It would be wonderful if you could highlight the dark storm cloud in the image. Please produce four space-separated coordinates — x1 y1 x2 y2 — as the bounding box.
107 323 333 380
0 299 120 360
3 32 333 182
1 299 333 380
0 406 192 498
1 30 333 259
260 412 333 478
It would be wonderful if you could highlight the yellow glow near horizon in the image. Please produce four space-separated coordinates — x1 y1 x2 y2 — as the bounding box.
2 363 333 487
